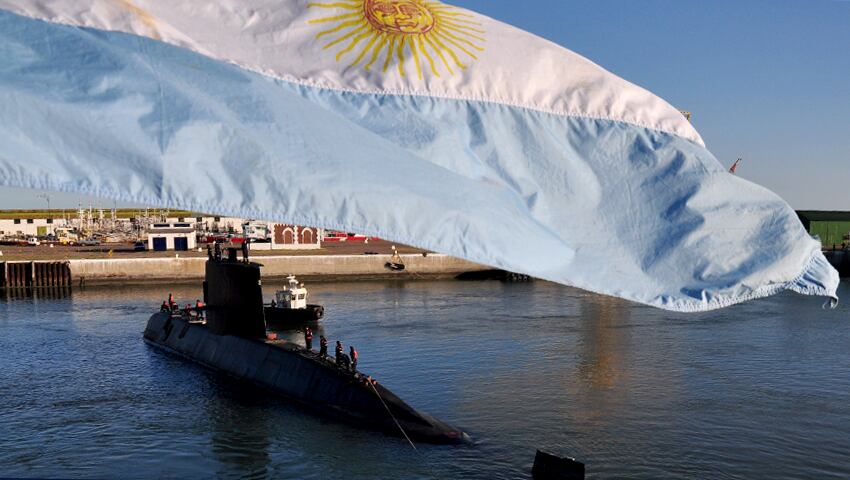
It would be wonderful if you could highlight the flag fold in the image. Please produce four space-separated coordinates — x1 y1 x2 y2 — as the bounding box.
0 1 839 311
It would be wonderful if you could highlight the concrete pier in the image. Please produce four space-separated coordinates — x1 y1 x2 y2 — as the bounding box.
69 254 488 285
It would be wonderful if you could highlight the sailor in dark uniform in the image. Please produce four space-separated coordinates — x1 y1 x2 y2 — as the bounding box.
319 335 328 357
195 299 205 320
349 346 358 372
335 340 344 364
304 327 313 351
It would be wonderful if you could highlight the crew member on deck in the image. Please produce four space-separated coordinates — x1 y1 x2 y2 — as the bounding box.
168 293 175 310
195 299 204 319
160 301 169 312
350 346 358 372
319 335 328 357
335 340 343 364
304 327 313 351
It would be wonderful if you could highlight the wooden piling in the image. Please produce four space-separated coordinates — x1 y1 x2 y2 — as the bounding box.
0 261 72 290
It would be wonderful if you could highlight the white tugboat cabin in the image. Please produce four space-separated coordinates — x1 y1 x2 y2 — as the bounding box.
265 275 324 324
276 275 308 309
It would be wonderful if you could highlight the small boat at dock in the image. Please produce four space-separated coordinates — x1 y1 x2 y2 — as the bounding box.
384 246 406 271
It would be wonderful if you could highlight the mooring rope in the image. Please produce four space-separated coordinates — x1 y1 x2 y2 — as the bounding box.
369 380 417 451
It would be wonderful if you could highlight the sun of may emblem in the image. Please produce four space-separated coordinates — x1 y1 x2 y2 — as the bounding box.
307 0 485 79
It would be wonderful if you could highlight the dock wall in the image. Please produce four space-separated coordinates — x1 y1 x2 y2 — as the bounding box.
0 261 72 289
69 254 489 285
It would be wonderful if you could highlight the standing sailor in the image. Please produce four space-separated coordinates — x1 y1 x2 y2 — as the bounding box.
304 327 313 351
319 335 328 358
349 346 358 372
335 341 343 364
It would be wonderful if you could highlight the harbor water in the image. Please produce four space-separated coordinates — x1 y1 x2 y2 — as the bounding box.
1 279 849 479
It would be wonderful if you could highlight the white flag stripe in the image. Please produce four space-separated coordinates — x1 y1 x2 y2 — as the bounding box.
0 0 702 144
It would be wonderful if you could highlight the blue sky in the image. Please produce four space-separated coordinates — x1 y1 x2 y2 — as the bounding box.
1 0 847 209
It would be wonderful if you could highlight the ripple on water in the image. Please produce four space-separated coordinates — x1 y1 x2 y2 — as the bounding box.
1 279 849 479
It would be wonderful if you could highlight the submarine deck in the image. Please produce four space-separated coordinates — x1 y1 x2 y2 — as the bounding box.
144 312 468 445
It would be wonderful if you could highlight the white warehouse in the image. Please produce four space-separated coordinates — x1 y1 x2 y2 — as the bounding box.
146 223 197 251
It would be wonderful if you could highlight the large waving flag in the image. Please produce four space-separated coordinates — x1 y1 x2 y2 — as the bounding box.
0 0 839 311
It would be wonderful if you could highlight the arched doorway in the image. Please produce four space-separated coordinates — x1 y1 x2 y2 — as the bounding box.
302 228 313 244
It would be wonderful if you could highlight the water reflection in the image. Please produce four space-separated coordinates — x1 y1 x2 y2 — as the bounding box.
577 295 630 389
1 286 72 301
207 383 273 480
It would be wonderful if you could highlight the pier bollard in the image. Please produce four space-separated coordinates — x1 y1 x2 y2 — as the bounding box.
532 450 585 480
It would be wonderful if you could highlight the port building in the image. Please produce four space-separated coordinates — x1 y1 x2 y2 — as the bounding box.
146 222 197 251
0 209 333 254
797 211 850 248
272 224 320 249
0 209 249 240
0 216 56 238
249 224 322 251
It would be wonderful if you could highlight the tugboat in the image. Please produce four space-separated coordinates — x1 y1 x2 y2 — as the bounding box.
264 275 324 324
143 246 468 445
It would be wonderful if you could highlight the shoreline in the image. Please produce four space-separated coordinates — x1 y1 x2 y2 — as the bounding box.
73 271 476 288
0 239 494 287
5 253 490 287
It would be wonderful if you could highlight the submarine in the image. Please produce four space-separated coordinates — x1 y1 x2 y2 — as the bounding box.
143 246 468 445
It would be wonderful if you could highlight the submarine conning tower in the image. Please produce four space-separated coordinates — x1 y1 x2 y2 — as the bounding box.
203 246 266 338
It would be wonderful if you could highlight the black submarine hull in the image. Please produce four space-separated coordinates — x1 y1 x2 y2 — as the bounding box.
144 312 468 445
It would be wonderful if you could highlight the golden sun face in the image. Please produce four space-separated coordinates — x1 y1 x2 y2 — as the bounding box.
365 0 434 35
308 0 485 79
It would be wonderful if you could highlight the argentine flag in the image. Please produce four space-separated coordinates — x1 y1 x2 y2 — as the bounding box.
0 0 839 311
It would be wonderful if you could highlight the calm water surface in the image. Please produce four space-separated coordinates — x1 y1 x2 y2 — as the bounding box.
1 279 849 479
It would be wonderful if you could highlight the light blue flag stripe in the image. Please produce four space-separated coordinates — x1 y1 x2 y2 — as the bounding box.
0 11 839 311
